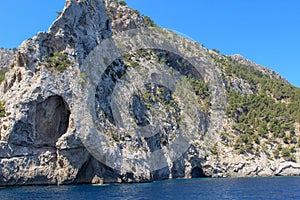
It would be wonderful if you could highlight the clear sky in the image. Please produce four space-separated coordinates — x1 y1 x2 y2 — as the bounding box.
0 0 299 87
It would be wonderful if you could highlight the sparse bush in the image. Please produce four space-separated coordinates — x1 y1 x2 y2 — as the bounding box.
112 132 120 142
0 69 8 84
125 132 131 138
210 143 218 155
79 72 87 84
212 49 220 54
119 0 127 6
273 149 280 159
144 16 156 27
281 147 296 161
46 52 72 72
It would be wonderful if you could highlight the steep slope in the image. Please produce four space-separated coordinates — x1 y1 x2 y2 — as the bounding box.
0 0 299 186
209 52 300 175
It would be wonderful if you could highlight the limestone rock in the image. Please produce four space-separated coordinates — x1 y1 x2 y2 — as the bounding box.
0 48 15 69
230 77 254 96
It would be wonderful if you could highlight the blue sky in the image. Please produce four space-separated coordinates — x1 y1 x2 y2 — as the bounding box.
0 0 299 87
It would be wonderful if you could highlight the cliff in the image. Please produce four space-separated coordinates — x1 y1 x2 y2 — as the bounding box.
0 48 15 70
0 0 299 186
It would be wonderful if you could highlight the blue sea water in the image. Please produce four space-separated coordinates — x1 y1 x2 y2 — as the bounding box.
0 177 300 200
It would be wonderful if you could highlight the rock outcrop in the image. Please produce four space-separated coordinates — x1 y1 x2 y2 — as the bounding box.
0 48 15 69
0 0 299 186
231 54 288 83
0 0 116 186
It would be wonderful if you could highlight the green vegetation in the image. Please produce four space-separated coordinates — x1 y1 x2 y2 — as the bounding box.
90 0 95 9
123 49 211 114
0 69 8 84
142 84 180 110
125 132 131 138
79 72 87 84
122 53 140 67
0 101 5 117
211 54 300 159
27 46 34 52
45 52 72 72
121 40 299 160
281 146 296 161
112 132 120 143
118 0 127 6
186 76 211 110
210 143 218 155
143 16 156 27
139 83 184 129
212 49 220 54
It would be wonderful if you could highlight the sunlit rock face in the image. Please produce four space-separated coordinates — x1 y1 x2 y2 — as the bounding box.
0 48 15 70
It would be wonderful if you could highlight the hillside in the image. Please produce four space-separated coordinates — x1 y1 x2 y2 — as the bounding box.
0 0 299 186
212 52 300 160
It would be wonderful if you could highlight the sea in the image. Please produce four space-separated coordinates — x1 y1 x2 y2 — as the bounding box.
0 177 299 200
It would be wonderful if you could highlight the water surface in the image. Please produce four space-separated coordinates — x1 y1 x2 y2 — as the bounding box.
0 177 299 199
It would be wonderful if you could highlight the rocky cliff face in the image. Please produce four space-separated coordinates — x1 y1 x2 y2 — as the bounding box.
0 0 299 186
0 48 15 69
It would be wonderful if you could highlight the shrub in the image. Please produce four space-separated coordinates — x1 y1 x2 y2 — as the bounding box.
210 143 218 155
0 69 8 84
212 49 220 54
273 149 280 159
144 16 156 27
112 132 120 142
281 147 295 161
46 52 72 72
0 101 5 117
119 1 127 6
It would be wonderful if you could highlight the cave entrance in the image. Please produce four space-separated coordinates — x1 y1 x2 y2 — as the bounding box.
35 95 70 147
191 167 207 178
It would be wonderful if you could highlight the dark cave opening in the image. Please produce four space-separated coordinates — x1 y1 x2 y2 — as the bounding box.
191 167 207 178
34 95 70 147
